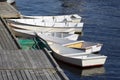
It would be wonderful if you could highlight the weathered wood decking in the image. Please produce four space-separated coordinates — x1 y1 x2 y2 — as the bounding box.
0 50 68 80
0 2 20 18
0 17 21 49
0 16 69 80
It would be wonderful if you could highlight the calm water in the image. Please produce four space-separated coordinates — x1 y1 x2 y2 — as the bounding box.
16 0 120 80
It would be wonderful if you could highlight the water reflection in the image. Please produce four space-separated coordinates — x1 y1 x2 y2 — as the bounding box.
57 60 105 77
59 0 84 14
60 0 79 8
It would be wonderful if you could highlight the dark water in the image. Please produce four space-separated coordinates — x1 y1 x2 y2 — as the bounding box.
15 0 120 80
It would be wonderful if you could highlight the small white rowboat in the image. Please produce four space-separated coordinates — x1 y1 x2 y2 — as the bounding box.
47 43 107 67
12 29 79 41
9 23 83 34
22 14 82 23
8 19 84 28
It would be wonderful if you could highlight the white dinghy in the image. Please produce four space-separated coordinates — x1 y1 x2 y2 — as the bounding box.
37 33 103 53
12 29 79 41
47 43 107 67
9 23 83 34
22 14 82 23
8 19 84 29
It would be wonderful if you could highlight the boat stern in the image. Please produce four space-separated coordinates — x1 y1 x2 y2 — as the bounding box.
82 55 107 67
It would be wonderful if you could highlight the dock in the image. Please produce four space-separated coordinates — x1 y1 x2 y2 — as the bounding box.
0 17 21 49
0 3 69 79
0 2 20 18
0 50 69 80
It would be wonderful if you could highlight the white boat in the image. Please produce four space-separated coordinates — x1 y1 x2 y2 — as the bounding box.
7 0 15 4
46 43 107 67
22 14 82 23
8 19 84 28
12 29 103 53
9 23 83 34
12 29 79 41
37 33 103 53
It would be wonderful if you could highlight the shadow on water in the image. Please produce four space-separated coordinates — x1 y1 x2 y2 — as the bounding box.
60 0 80 7
59 0 84 14
56 60 105 78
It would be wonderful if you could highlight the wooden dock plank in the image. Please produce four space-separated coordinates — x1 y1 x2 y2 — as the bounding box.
24 70 34 80
48 69 62 80
1 29 11 49
36 50 54 68
1 70 9 80
43 69 52 80
0 17 21 50
0 31 6 49
30 50 53 69
0 71 3 80
33 70 44 80
0 50 55 69
0 2 20 18
20 70 29 80
35 69 49 80
30 50 45 68
11 70 19 80
29 70 38 80
24 50 38 69
2 29 16 49
15 70 24 80
0 50 69 80
6 70 13 80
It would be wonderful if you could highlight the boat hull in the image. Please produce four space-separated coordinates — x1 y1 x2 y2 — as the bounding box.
48 43 107 67
23 14 82 23
9 23 83 34
53 53 107 67
12 29 79 41
7 0 15 4
91 44 103 53
8 19 84 28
